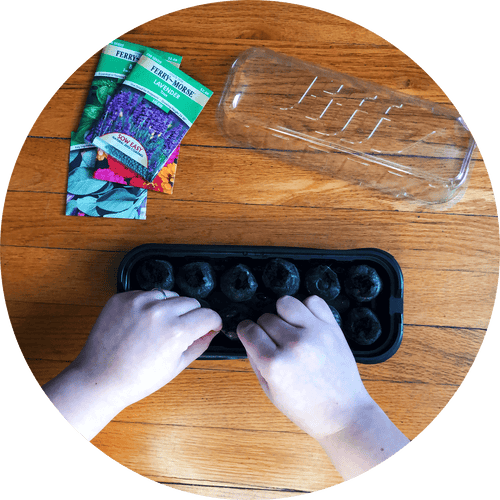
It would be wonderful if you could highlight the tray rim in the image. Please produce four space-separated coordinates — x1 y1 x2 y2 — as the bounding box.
117 243 404 364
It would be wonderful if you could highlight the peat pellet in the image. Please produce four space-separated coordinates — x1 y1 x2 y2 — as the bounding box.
262 258 300 297
220 303 252 340
248 292 276 316
344 265 382 302
305 265 341 301
329 294 351 314
176 262 216 299
345 307 382 346
328 305 342 328
134 259 175 291
197 298 211 309
221 264 258 302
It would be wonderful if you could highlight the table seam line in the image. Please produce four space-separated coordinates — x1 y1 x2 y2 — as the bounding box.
108 420 307 435
156 480 311 493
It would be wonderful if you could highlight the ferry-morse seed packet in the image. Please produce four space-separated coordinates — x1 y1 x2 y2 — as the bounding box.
89 50 213 183
93 145 179 194
73 39 182 148
66 39 182 218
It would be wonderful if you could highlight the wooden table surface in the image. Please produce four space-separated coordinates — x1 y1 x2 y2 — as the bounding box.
2 1 498 498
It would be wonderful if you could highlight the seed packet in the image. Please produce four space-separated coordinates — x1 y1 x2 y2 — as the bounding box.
66 40 182 219
93 145 179 194
89 50 213 183
72 39 182 149
66 133 148 219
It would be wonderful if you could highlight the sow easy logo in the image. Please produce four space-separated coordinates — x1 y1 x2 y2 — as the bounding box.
102 132 149 168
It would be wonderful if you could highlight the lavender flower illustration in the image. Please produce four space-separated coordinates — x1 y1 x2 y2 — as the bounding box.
86 88 188 180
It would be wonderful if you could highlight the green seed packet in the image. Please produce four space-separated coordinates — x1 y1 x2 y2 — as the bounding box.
90 50 213 183
72 39 182 149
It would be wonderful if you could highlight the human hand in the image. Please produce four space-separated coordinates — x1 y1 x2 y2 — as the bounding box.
74 290 222 409
43 290 222 440
237 295 373 440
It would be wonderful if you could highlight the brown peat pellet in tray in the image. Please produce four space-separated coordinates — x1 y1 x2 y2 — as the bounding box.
344 265 383 302
176 261 217 300
221 264 258 302
345 307 382 345
135 258 175 291
262 258 301 297
305 264 341 302
328 305 343 329
117 244 404 364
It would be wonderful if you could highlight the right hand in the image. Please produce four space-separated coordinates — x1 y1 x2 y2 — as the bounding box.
237 295 375 440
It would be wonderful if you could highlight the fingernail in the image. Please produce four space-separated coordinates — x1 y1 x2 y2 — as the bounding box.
203 330 218 339
237 319 253 332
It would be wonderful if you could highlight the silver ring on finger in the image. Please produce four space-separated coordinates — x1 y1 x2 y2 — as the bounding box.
151 288 169 300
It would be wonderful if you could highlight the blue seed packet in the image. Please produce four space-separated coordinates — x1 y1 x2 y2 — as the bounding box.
66 133 148 219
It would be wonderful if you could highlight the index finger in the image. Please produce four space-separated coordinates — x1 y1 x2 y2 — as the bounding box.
175 307 223 343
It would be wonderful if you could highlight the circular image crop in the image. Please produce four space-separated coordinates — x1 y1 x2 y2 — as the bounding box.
1 1 498 499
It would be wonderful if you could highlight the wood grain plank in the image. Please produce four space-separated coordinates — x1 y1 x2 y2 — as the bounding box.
88 420 340 491
6 301 99 362
404 268 498 329
2 191 498 273
0 246 122 306
358 325 485 385
86 380 452 490
9 137 493 215
127 1 392 47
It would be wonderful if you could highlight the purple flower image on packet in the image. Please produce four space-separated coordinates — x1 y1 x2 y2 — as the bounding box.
73 39 182 149
90 50 213 183
86 89 187 181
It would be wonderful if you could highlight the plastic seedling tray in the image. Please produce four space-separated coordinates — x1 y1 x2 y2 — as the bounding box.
117 244 404 364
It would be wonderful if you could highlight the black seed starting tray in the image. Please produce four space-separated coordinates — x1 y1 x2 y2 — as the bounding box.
117 244 404 364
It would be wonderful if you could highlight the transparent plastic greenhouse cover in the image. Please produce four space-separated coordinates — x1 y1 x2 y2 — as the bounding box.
217 47 476 205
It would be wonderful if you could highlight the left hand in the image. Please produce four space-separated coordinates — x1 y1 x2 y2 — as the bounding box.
73 290 222 408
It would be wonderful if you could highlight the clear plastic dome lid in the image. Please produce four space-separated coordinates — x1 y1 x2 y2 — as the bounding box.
216 47 476 206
